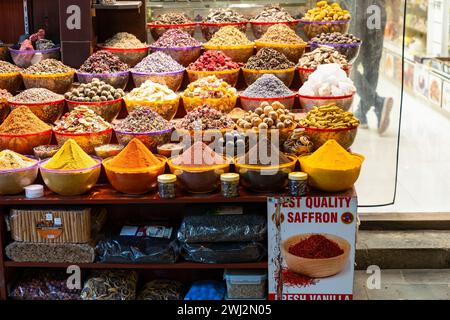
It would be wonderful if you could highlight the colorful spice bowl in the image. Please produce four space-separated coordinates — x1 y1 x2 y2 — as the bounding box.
282 233 351 278
300 19 351 40
115 128 174 152
299 152 364 192
297 65 352 84
200 21 248 41
76 71 130 90
167 157 231 194
9 46 61 68
53 128 113 154
0 99 10 124
147 22 198 41
309 41 362 64
66 98 123 123
239 94 297 112
149 45 203 67
97 44 151 67
0 129 52 154
233 155 297 193
0 156 39 195
103 155 167 195
39 156 102 196
182 95 237 114
298 92 355 112
124 96 180 121
0 72 22 94
203 44 254 64
250 20 299 39
131 69 185 91
186 69 240 87
174 127 235 144
21 71 75 94
242 67 296 87
300 125 358 151
9 99 65 124
254 41 307 63
236 124 297 146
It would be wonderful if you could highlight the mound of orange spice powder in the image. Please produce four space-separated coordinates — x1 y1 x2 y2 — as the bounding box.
107 138 161 171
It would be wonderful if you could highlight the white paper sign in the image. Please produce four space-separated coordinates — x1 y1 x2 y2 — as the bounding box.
268 196 357 301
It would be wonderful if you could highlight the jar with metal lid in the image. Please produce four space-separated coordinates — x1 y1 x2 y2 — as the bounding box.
288 172 308 197
221 173 240 198
158 174 177 199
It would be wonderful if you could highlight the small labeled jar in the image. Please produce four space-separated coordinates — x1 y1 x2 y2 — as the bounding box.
221 173 240 198
288 172 308 197
158 174 177 199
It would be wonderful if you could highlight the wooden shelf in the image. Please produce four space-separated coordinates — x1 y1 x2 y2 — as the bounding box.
4 261 268 270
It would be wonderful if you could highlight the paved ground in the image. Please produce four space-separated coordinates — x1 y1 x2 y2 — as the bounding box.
354 269 450 300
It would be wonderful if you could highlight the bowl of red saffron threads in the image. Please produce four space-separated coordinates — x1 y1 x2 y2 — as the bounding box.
281 233 350 278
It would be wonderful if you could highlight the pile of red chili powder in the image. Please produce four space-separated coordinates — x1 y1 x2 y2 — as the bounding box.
288 234 344 259
188 51 241 71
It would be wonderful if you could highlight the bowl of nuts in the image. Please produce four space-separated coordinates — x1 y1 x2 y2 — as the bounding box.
236 101 298 145
300 104 360 150
301 20 350 40
309 32 362 63
239 94 297 112
76 71 130 90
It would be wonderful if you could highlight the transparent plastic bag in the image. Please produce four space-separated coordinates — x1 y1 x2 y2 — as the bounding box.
177 214 267 243
182 242 266 264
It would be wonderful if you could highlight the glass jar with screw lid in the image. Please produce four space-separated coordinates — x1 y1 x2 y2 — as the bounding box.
221 173 240 198
158 174 177 199
288 172 308 197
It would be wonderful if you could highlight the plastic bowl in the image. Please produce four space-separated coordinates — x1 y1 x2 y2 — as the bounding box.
186 69 240 87
66 98 122 123
203 44 254 64
301 125 358 151
167 157 230 194
309 41 362 64
236 125 297 146
21 71 75 94
0 156 39 195
239 94 296 112
250 20 299 39
298 92 355 112
297 65 352 83
131 69 185 91
299 153 364 192
255 41 307 63
124 96 180 121
9 46 60 68
9 99 65 124
39 157 102 196
300 19 351 40
0 72 22 94
182 95 237 114
147 22 198 41
149 45 202 67
282 233 351 277
0 100 10 123
97 44 150 67
115 127 174 152
234 155 297 193
53 128 113 154
0 129 52 154
200 21 248 41
242 67 296 87
103 155 167 194
76 71 129 90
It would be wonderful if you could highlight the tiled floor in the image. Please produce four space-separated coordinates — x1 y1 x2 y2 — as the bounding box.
352 77 450 213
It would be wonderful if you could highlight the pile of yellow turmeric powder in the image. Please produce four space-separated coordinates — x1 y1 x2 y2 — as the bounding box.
303 139 362 170
107 138 161 171
44 139 97 170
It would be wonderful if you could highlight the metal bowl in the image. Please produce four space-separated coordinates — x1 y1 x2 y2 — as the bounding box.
9 99 65 124
22 71 75 94
97 44 150 67
66 98 123 123
76 71 130 90
0 129 52 154
300 19 351 40
53 128 113 154
131 69 185 91
9 46 60 68
115 128 174 152
0 72 22 94
149 45 202 67
242 67 295 87
200 21 248 41
0 156 39 195
301 125 358 151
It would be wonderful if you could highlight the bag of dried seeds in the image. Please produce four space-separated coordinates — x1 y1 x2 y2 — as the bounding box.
81 270 138 300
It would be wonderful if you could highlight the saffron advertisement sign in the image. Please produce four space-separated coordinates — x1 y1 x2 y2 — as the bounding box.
268 196 357 301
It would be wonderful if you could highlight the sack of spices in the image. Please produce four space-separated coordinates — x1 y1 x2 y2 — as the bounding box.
96 224 179 264
181 242 266 264
177 214 267 243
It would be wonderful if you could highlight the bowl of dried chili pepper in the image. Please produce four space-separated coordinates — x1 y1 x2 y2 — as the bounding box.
282 233 350 278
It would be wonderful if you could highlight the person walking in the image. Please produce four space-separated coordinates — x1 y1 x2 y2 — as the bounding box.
339 0 397 135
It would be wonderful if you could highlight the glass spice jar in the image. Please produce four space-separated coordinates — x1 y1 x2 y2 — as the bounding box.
221 173 240 198
158 174 177 199
288 172 308 197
